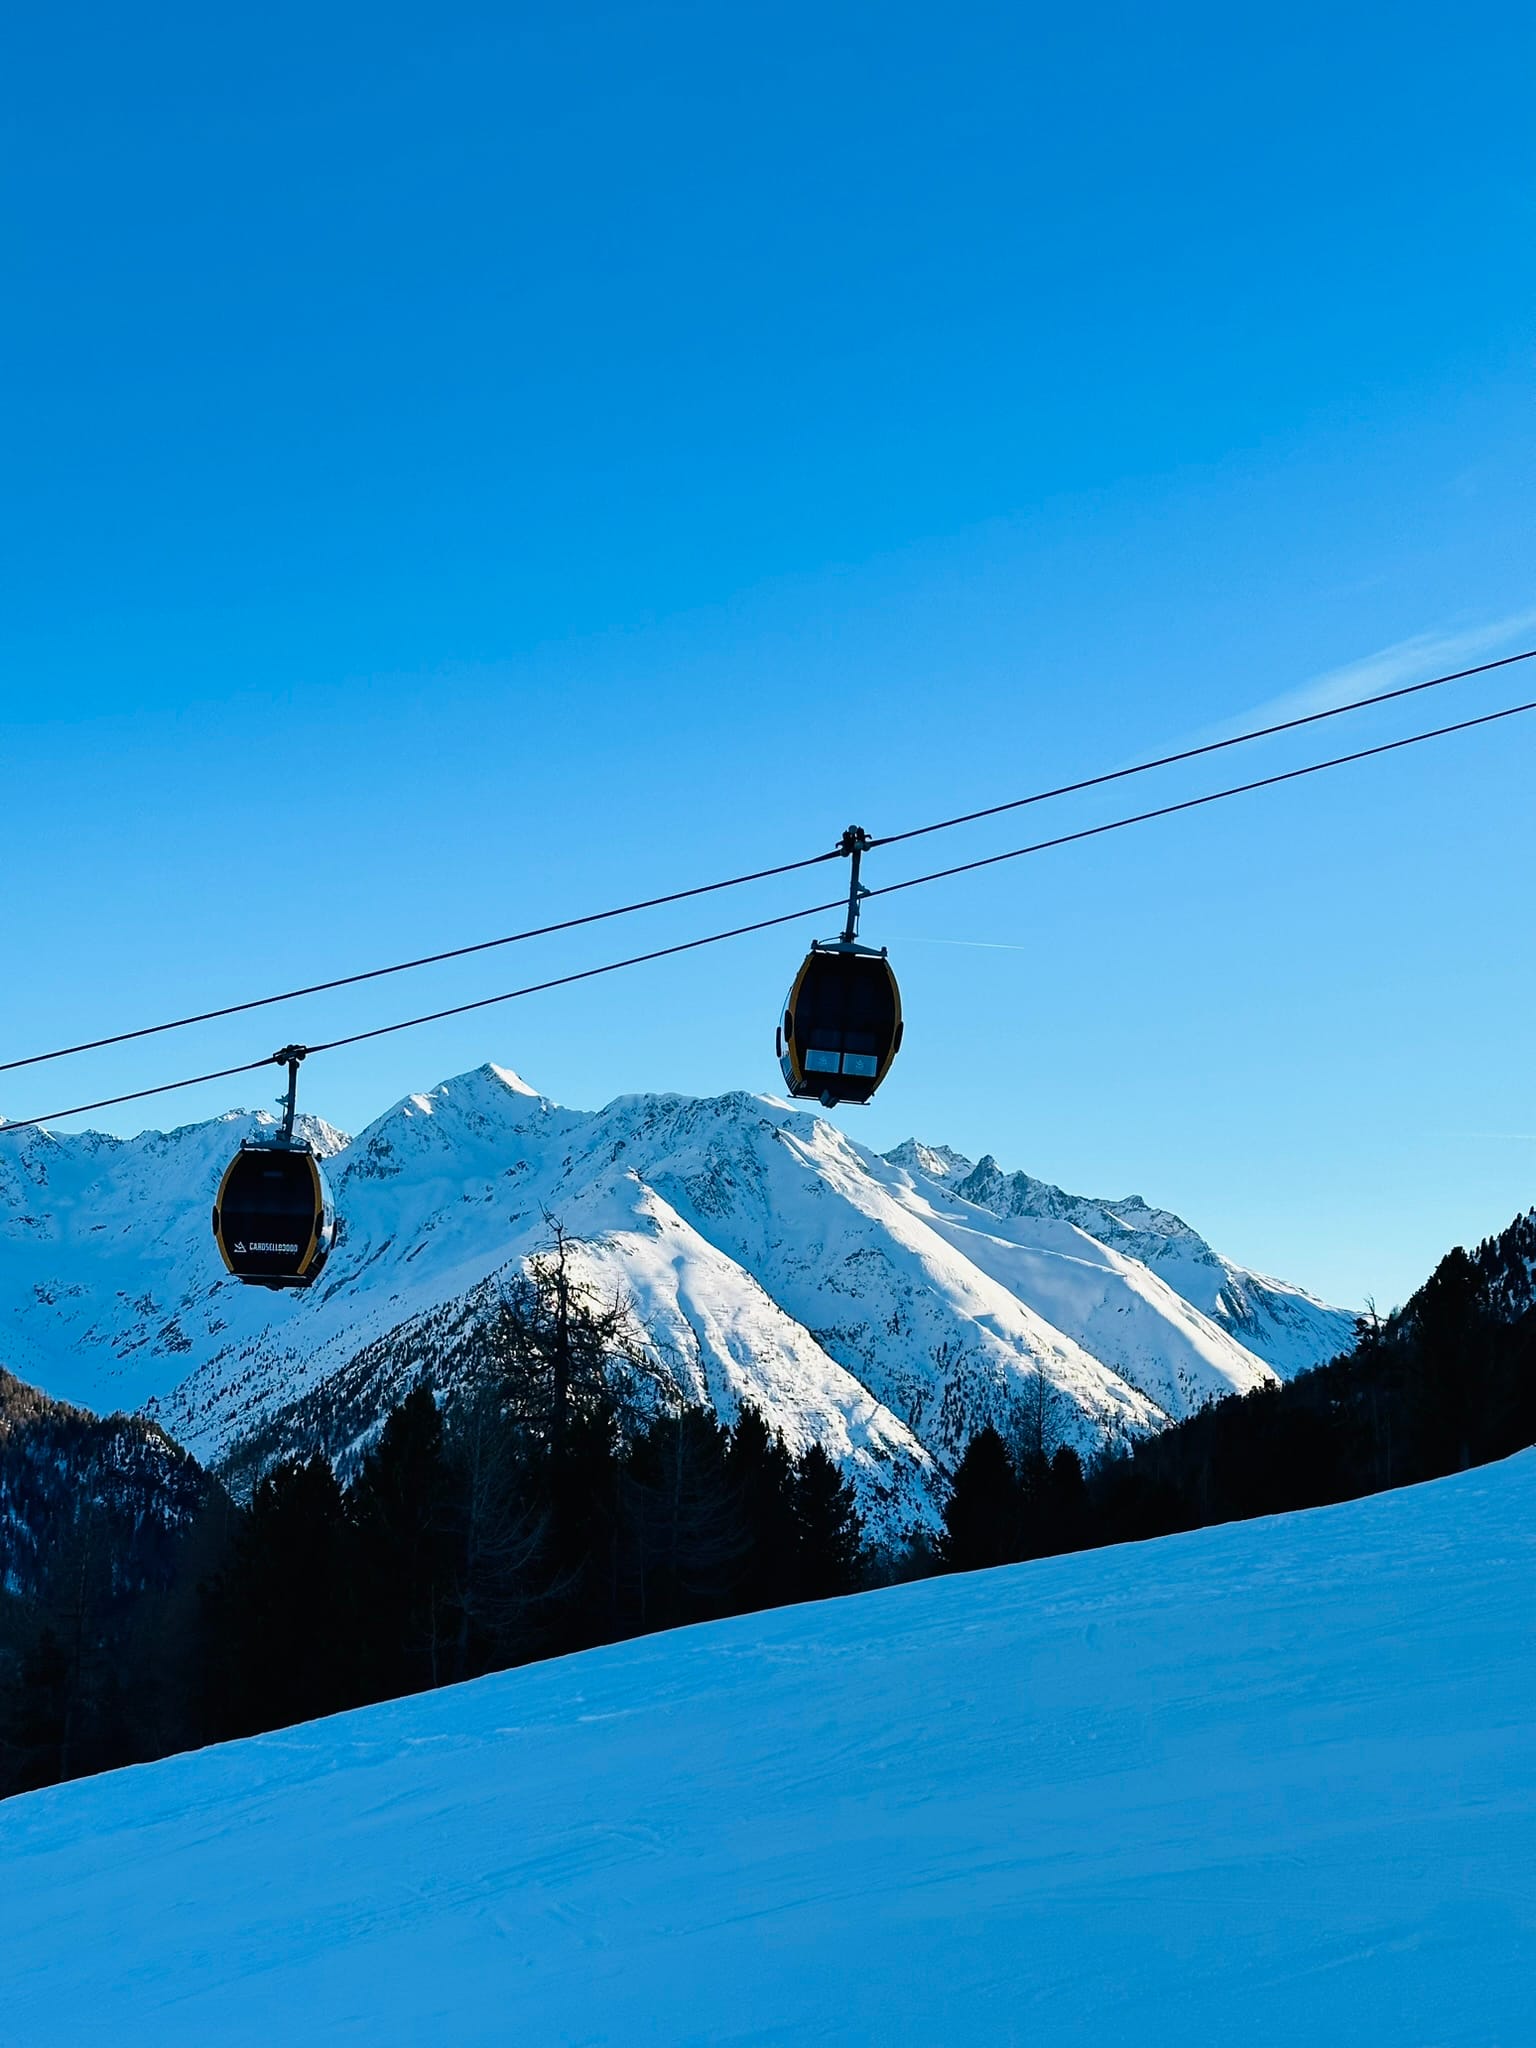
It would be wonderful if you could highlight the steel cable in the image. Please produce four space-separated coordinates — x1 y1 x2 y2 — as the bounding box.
3 644 1528 1081
4 691 1530 1133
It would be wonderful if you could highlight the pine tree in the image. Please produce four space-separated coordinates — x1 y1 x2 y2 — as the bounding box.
791 1444 864 1599
940 1425 1021 1572
1011 1369 1060 1484
543 1404 625 1653
1043 1443 1087 1554
204 1454 359 1738
458 1223 646 1658
440 1384 547 1680
474 1222 642 1457
0 1623 69 1795
623 1406 748 1632
726 1403 799 1613
348 1384 457 1697
1406 1245 1488 1477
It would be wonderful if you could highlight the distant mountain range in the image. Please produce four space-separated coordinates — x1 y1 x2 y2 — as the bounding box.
0 1067 1356 1538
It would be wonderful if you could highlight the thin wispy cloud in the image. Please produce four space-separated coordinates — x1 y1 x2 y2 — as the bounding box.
1200 607 1536 747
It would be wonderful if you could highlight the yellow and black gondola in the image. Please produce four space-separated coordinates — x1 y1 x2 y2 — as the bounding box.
778 942 902 1105
211 1046 336 1289
776 826 904 1107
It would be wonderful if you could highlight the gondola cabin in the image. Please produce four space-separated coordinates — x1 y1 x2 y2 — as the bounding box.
777 941 903 1106
212 1141 335 1289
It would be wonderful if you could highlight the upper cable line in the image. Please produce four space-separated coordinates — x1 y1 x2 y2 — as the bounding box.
866 645 1536 852
3 688 1531 1135
0 846 847 1079
863 696 1536 901
1 643 1529 1084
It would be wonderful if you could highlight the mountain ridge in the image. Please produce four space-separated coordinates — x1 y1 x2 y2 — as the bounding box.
886 1138 1355 1376
0 1066 1356 1537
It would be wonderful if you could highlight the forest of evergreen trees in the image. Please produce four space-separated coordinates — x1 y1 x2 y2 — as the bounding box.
2 1208 1532 1802
0 1240 866 1797
940 1207 1536 1567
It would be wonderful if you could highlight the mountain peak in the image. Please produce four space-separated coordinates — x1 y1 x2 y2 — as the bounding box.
480 1063 542 1098
379 1063 554 1127
0 1069 1358 1512
883 1138 974 1181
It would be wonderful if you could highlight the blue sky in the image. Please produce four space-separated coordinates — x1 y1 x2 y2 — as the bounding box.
2 1 1533 1307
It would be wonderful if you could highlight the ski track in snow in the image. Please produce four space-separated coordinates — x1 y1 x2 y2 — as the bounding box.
3 1452 1533 2044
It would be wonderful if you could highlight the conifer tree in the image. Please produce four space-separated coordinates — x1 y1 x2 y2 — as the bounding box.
205 1453 358 1738
791 1443 864 1599
623 1406 747 1632
462 1223 641 1656
544 1404 626 1653
726 1403 799 1613
1406 1245 1487 1476
0 1624 69 1795
1043 1443 1087 1554
441 1383 548 1680
476 1222 641 1456
348 1384 457 1696
940 1425 1021 1572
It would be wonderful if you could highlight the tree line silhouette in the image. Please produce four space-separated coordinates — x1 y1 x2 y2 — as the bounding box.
2 1207 1532 1800
941 1207 1536 1567
0 1236 864 1794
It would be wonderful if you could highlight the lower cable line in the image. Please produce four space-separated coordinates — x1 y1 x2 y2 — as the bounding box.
301 899 851 1056
866 695 1536 902
3 642 1530 1085
0 1057 285 1134
0 900 845 1132
3 691 1532 1134
868 644 1536 852
0 846 847 1081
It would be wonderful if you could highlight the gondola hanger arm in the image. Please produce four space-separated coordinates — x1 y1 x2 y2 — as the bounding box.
271 1043 310 1145
837 825 873 945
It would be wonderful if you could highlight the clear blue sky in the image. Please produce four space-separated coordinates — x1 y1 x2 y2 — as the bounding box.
3 1 1533 1309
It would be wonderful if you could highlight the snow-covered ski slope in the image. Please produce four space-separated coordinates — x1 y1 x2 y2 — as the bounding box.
5 1452 1532 2047
0 1066 1354 1531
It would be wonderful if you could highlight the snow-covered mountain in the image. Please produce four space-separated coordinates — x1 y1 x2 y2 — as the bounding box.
885 1141 1357 1376
5 1450 1531 2045
0 1067 1355 1537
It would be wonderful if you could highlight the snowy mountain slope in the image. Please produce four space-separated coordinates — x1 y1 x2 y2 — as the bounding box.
0 1075 937 1537
0 1108 338 1412
197 1091 938 1532
889 1141 1359 1373
878 1166 1282 1422
4 1451 1531 2046
0 1067 1348 1531
596 1091 1181 1454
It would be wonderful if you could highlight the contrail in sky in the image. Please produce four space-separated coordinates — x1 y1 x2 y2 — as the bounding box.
886 935 1033 951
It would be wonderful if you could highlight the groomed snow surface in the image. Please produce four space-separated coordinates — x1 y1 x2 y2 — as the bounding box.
6 1456 1533 2047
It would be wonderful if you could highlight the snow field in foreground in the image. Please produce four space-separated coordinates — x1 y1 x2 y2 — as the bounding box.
3 1452 1534 2046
